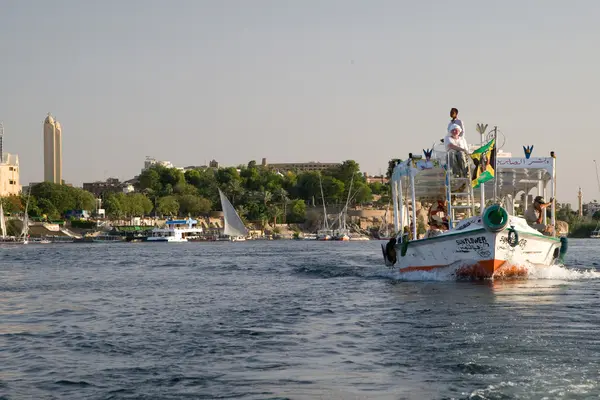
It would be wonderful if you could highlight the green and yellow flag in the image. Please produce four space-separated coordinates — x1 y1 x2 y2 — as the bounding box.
470 138 496 188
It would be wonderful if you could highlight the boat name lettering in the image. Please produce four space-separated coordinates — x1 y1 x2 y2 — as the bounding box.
500 236 527 249
455 218 481 231
455 221 472 231
455 236 490 254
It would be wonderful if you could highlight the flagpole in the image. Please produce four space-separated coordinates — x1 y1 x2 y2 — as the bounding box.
476 124 488 214
493 126 498 203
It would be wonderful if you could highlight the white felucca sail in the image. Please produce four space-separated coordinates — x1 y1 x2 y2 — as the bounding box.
218 189 248 238
0 203 6 238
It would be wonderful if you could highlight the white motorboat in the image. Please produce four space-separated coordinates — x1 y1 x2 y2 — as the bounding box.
381 125 566 279
146 218 203 243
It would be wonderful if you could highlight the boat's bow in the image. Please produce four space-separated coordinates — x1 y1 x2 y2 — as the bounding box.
385 206 564 280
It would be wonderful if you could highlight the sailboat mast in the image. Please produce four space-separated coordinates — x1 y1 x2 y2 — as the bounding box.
318 173 329 229
21 187 31 238
594 160 600 197
0 202 5 238
343 173 354 229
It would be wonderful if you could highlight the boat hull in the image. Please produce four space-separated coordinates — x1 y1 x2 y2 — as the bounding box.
146 236 188 243
392 227 561 279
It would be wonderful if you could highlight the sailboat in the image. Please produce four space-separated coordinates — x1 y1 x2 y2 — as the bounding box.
0 203 7 240
20 211 29 244
591 223 600 238
0 201 28 244
218 189 248 241
316 174 332 240
20 189 31 244
378 201 394 240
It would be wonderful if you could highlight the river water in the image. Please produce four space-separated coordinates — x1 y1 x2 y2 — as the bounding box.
1 240 600 399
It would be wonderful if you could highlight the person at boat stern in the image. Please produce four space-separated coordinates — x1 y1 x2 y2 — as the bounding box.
444 124 469 177
525 196 554 233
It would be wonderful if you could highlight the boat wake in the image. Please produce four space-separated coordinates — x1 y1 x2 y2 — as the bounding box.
375 261 600 282
525 263 600 280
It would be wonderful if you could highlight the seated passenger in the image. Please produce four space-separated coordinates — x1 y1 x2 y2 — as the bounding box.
445 124 469 178
403 225 412 241
428 200 447 224
525 196 554 233
425 215 446 238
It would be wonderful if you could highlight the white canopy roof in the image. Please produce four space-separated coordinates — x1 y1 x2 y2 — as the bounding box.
391 155 555 201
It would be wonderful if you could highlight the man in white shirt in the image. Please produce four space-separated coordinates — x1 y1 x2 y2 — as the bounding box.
447 108 465 138
445 124 469 177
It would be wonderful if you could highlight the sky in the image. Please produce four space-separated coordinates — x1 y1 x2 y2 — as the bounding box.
1 0 599 205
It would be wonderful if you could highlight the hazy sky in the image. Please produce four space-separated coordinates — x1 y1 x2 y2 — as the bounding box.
1 0 599 205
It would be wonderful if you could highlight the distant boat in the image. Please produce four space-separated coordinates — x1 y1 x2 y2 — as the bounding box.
332 172 353 241
0 203 6 239
146 218 203 243
219 189 248 241
0 202 28 245
591 223 600 238
316 173 332 240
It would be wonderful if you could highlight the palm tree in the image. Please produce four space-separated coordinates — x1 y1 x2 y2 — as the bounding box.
274 188 289 222
225 180 243 206
268 205 284 226
262 190 272 206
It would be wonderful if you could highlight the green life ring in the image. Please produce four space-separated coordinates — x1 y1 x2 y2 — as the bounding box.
401 235 409 257
482 204 509 233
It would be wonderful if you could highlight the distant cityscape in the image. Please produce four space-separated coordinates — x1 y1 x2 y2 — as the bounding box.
2 112 387 201
82 156 387 199
1 113 598 218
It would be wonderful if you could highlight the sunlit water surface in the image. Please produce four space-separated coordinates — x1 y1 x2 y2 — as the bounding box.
2 239 600 399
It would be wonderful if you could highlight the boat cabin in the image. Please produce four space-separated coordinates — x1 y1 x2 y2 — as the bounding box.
390 137 557 241
149 218 203 241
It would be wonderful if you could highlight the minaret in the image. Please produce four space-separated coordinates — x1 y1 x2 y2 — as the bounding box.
54 120 62 184
578 187 583 217
43 113 56 183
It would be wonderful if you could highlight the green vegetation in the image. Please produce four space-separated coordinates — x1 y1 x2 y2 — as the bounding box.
5 160 387 225
126 160 376 224
7 164 598 238
555 203 597 238
0 183 97 220
70 220 97 229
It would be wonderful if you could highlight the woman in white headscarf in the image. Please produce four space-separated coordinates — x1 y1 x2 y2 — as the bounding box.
445 123 469 177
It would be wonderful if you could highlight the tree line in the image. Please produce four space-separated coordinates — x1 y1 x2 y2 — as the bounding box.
0 160 390 224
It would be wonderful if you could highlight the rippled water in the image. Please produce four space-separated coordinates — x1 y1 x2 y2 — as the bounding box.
2 239 600 399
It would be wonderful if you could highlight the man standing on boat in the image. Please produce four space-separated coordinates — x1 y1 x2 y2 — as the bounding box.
525 196 554 233
445 124 469 177
448 108 465 138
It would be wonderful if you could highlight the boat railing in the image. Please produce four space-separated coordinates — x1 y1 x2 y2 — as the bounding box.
445 151 476 228
390 137 558 239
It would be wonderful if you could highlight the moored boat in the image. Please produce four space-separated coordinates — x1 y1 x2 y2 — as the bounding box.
146 218 203 243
